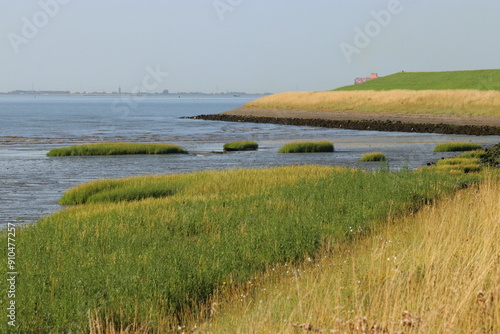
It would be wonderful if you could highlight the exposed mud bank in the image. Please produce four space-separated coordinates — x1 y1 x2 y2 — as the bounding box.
189 113 500 136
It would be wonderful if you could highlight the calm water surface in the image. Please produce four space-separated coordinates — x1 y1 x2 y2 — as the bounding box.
1 95 498 226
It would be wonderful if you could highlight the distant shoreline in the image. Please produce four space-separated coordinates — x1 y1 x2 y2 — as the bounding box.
190 107 500 136
0 92 268 97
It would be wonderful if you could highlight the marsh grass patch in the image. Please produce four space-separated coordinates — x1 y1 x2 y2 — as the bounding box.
436 158 479 166
278 141 334 153
433 157 482 174
434 142 482 152
434 164 482 174
430 155 483 174
47 142 187 156
360 152 387 162
223 141 258 151
455 150 487 159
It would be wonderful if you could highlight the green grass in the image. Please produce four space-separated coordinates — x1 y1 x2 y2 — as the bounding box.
58 167 317 205
192 179 500 333
436 158 479 166
360 152 387 162
278 141 334 153
223 141 258 151
462 165 482 173
434 158 482 174
433 164 482 174
46 142 187 156
434 142 482 152
424 149 492 174
59 178 176 204
334 69 500 91
1 166 479 333
456 150 487 159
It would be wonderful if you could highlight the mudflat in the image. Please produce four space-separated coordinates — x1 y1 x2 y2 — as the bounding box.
223 107 500 127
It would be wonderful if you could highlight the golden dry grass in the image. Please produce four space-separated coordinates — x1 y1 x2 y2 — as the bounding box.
186 178 500 333
246 90 500 117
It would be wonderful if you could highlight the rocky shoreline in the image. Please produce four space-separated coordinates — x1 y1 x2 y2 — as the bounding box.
189 113 500 136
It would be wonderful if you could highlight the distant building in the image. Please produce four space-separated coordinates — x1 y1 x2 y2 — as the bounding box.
354 73 379 85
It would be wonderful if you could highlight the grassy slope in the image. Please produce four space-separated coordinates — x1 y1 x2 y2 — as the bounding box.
1 166 478 333
244 70 500 117
245 90 500 117
334 69 500 91
193 177 500 333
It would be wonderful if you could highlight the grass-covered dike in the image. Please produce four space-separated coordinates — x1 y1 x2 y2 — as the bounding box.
245 90 500 117
1 165 481 333
46 142 187 156
244 70 500 117
334 69 500 91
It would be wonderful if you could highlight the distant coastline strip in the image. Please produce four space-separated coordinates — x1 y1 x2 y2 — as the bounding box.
188 112 500 136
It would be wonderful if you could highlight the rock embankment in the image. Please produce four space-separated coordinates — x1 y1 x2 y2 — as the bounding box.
189 112 500 136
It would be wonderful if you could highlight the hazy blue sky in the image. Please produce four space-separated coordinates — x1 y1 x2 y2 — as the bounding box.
1 0 499 93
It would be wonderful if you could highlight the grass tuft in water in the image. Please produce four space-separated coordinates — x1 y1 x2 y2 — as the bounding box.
434 142 482 152
360 152 387 162
278 141 334 153
46 142 187 156
223 141 258 151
